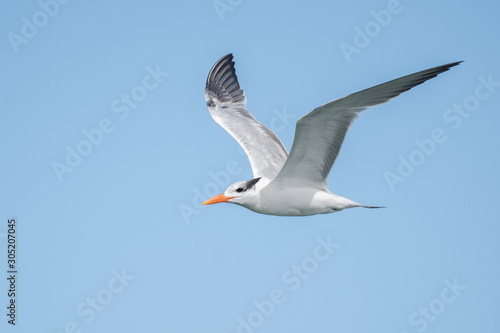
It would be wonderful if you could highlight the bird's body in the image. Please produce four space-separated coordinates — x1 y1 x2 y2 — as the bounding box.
227 176 364 216
202 54 461 216
257 185 362 216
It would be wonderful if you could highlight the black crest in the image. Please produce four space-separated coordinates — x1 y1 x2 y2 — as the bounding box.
235 177 261 193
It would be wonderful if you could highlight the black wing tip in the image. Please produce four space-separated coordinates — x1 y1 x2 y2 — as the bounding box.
449 60 464 66
441 60 463 74
429 60 464 74
206 53 235 85
206 53 245 104
220 53 234 62
219 53 234 61
379 60 464 98
444 60 464 67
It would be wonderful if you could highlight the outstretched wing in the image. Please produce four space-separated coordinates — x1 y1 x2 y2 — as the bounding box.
271 61 462 188
205 54 288 179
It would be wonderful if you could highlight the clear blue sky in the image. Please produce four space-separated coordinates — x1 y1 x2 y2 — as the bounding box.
1 0 499 332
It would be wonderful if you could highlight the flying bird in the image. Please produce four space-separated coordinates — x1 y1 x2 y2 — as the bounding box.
202 54 461 216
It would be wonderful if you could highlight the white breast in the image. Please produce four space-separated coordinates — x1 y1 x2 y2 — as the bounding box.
247 184 361 216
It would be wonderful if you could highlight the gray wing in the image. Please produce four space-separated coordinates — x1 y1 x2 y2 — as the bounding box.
271 61 462 188
205 54 288 179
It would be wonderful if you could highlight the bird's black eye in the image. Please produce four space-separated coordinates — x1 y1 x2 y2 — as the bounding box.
207 99 215 107
235 188 244 193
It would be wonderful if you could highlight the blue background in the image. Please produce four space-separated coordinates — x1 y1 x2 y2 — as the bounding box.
1 0 499 332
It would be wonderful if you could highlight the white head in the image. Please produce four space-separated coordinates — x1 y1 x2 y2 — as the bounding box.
202 177 262 207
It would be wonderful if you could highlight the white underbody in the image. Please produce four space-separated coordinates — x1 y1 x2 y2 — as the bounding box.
229 178 363 216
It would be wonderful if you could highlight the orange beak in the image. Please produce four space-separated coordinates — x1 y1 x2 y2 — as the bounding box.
202 193 235 205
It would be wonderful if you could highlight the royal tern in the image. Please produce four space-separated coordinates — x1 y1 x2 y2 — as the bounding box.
202 54 461 216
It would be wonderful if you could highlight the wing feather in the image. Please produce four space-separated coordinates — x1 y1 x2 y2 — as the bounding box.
205 54 288 179
271 61 462 188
